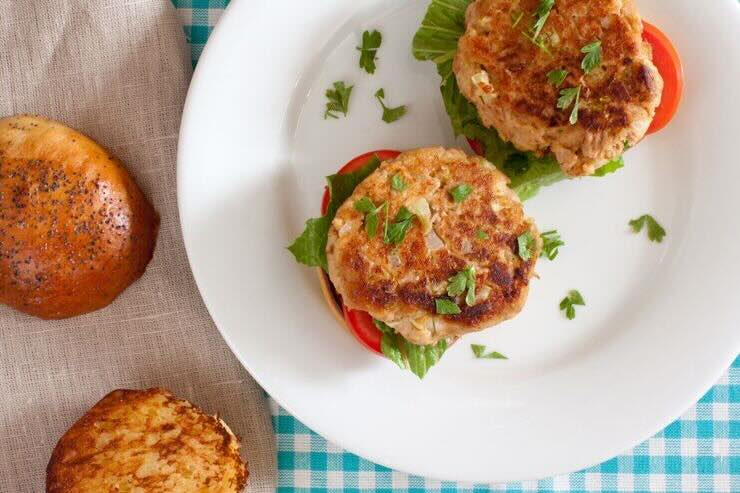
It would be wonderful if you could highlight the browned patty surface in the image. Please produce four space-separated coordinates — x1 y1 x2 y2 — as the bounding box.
455 0 663 175
327 148 540 345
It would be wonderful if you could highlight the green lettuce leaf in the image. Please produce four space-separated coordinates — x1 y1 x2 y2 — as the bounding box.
288 156 381 271
375 320 448 379
412 0 623 200
592 155 625 176
411 0 469 83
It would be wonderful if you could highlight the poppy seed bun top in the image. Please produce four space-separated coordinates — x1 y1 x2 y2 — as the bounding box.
0 115 159 319
454 0 663 176
326 148 540 346
46 388 248 493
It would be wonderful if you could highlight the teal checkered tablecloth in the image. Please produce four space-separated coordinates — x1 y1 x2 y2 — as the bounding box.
173 1 739 491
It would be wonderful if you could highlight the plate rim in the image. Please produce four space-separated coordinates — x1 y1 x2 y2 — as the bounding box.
177 0 740 482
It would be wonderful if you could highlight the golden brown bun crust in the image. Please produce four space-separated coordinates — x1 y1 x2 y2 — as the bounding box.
0 115 159 319
46 388 248 493
326 148 540 345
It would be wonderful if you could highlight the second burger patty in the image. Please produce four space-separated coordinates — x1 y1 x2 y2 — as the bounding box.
454 0 663 176
326 148 541 346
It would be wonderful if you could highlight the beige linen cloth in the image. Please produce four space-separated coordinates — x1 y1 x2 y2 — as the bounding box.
0 1 277 491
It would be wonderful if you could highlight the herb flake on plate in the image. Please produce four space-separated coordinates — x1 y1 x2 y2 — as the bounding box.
375 89 407 123
357 30 382 74
629 214 666 243
324 81 353 119
560 290 585 320
541 230 564 260
471 344 508 360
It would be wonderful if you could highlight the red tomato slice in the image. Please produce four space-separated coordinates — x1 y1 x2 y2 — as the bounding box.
342 305 383 354
467 138 485 157
321 150 402 215
321 149 401 354
642 21 683 135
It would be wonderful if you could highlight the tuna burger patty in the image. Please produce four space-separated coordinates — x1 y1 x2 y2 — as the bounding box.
326 148 541 346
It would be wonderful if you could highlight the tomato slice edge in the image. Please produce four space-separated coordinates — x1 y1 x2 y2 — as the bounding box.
321 149 401 354
342 305 383 354
642 21 683 135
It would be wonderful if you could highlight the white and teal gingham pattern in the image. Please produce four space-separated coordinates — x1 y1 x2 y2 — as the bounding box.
173 1 739 491
266 361 737 492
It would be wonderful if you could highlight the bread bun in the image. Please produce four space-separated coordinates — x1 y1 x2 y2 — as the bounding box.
46 388 248 493
0 115 158 319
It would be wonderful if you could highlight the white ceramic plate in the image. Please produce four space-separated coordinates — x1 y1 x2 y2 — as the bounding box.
178 0 740 482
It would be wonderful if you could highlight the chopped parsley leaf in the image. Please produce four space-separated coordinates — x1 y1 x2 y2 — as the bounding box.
560 290 585 320
522 30 552 55
581 40 602 73
375 88 407 123
354 197 376 214
449 183 473 203
447 266 477 307
354 197 386 238
541 230 564 260
384 206 415 244
517 231 535 261
547 69 568 87
357 30 382 74
476 230 489 240
557 85 581 124
447 271 468 297
391 174 408 191
464 267 477 306
531 0 555 40
435 298 462 315
471 344 508 360
629 214 666 243
324 81 353 119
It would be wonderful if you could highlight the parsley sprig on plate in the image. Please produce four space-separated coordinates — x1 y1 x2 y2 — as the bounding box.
471 344 508 360
541 230 564 260
357 30 382 74
560 290 585 320
629 214 666 243
324 81 353 119
375 89 407 123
